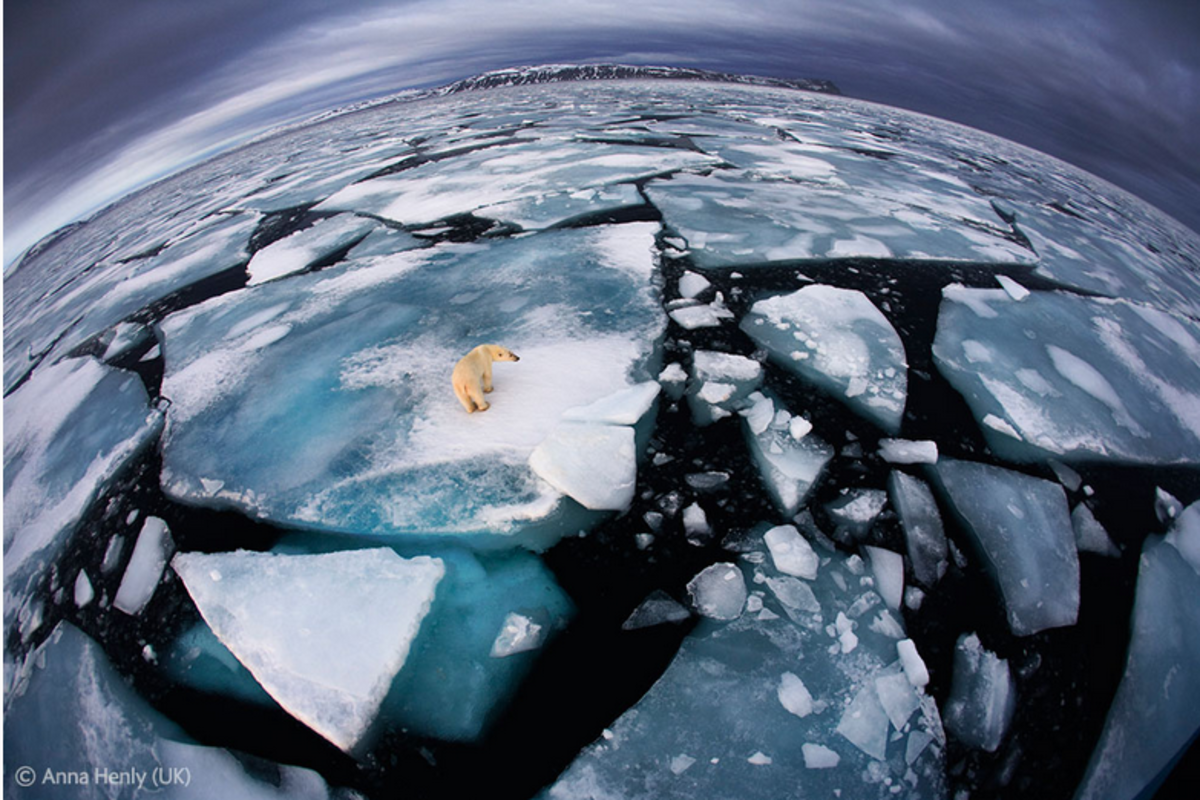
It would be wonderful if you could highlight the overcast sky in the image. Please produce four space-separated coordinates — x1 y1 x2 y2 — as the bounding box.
5 0 1199 264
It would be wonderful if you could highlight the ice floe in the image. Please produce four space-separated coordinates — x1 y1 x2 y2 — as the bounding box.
172 548 444 751
932 459 1079 635
246 214 378 285
943 633 1015 753
888 471 948 586
742 391 834 516
933 286 1200 465
113 517 174 616
743 284 907 434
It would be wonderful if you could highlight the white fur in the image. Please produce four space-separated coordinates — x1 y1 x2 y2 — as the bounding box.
451 344 520 413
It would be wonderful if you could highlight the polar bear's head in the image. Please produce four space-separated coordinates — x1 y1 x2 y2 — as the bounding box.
487 345 520 362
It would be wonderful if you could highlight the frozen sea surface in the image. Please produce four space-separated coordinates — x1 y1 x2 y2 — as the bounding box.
4 73 1200 800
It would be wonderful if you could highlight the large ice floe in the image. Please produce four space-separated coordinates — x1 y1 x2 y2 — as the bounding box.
1075 517 1200 800
172 548 445 752
545 543 947 800
5 72 1200 800
742 285 907 434
933 285 1200 465
4 623 351 799
931 459 1079 636
158 222 665 545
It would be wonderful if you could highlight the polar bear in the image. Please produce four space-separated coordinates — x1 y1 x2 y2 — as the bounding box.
452 344 520 413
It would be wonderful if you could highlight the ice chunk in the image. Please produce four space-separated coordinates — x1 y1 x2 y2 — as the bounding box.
995 273 1031 301
876 667 921 730
1076 535 1200 800
878 438 939 464
742 285 907 433
172 548 444 751
561 381 660 425
669 297 734 329
246 214 377 285
687 563 747 620
933 288 1200 465
932 459 1079 635
897 639 930 688
826 489 888 541
657 363 687 400
1048 460 1083 492
743 390 833 516
767 576 821 621
1155 486 1184 525
490 612 545 657
529 423 637 511
889 471 949 586
682 503 712 539
158 224 664 544
678 271 712 299
113 517 174 615
836 681 891 760
669 754 697 775
102 321 153 362
4 623 344 799
763 524 819 579
1165 502 1200 574
477 184 645 231
1071 503 1120 557
74 570 95 608
943 633 1015 752
622 590 691 630
687 350 764 425
4 358 162 620
802 743 841 769
864 546 904 611
778 672 815 718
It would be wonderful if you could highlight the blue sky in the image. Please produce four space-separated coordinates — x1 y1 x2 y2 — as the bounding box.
5 0 1199 264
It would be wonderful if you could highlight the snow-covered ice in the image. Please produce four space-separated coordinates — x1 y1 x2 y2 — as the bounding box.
246 214 378 285
3 357 162 623
933 286 1200 465
490 612 546 657
877 438 938 464
687 350 763 425
825 489 888 541
743 285 907 434
1071 503 1120 557
933 459 1079 635
742 390 834 516
529 422 637 511
157 223 665 543
172 548 444 751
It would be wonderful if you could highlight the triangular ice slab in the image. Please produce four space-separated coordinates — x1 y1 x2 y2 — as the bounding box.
172 548 444 751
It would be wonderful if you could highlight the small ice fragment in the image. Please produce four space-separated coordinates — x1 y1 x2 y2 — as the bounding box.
906 730 934 765
490 612 545 658
897 639 930 688
789 416 813 440
687 563 747 620
876 669 921 730
778 672 815 718
803 743 841 769
682 503 712 539
865 546 904 611
670 754 697 775
1072 504 1120 557
944 633 1015 752
1048 460 1082 492
747 751 772 766
995 274 1031 301
623 591 691 630
836 681 890 760
764 525 819 579
74 570 95 608
101 535 126 574
878 439 938 465
114 517 174 616
1155 487 1183 525
678 271 712 299
905 586 925 610
870 610 906 639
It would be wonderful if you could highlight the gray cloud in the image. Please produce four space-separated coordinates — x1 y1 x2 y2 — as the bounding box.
5 0 1198 263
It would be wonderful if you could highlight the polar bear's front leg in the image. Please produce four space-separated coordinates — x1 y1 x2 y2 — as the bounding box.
482 361 494 393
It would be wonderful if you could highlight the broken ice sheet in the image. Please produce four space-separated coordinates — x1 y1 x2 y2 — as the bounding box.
742 284 907 434
686 350 763 426
172 548 445 752
933 286 1200 465
113 517 175 616
742 390 834 516
157 223 665 543
246 214 379 285
3 357 163 625
932 459 1079 636
4 623 345 798
888 471 948 586
317 135 717 227
623 590 691 630
546 549 946 800
943 633 1015 753
645 167 1034 269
